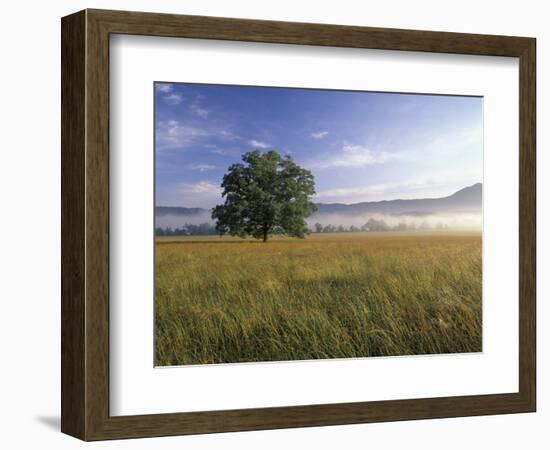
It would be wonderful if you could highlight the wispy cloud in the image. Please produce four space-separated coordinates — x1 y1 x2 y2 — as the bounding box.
316 184 392 199
156 120 208 151
156 84 183 104
191 104 209 118
190 163 217 172
157 86 210 116
156 119 240 152
315 182 423 201
311 131 329 139
208 145 240 156
180 181 221 194
189 96 210 119
248 139 270 149
315 144 404 169
177 181 223 208
156 83 173 93
164 93 183 105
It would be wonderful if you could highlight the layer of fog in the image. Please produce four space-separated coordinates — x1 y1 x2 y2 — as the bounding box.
156 211 213 229
306 212 482 231
156 211 482 231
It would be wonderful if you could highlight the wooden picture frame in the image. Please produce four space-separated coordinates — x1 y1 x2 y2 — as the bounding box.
61 9 536 441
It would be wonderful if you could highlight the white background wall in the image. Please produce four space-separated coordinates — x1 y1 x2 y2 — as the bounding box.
0 1 546 448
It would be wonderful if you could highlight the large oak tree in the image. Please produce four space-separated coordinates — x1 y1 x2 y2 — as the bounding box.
212 150 317 242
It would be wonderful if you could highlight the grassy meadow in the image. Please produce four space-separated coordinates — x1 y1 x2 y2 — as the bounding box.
155 232 482 366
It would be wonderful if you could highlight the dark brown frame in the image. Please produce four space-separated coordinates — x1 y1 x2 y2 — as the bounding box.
61 9 536 441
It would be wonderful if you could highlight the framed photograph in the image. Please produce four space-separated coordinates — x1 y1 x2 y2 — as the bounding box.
61 9 536 440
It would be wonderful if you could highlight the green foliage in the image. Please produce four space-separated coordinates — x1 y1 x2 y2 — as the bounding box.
212 150 317 241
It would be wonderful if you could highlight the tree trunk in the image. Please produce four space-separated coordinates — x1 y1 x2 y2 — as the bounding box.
263 227 268 242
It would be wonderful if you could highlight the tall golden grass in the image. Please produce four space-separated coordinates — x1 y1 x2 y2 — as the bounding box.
155 232 482 366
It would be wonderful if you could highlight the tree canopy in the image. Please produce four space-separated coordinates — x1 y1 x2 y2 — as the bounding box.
212 150 317 242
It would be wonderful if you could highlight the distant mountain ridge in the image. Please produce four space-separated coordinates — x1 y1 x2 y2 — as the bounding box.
313 183 482 217
156 183 482 220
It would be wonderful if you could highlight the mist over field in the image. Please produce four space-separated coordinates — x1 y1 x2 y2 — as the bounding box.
156 211 481 231
156 211 213 228
306 211 482 230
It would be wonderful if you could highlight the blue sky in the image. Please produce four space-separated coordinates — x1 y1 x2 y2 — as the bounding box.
155 82 482 208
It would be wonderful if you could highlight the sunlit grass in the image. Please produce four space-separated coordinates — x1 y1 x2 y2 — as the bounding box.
155 232 482 365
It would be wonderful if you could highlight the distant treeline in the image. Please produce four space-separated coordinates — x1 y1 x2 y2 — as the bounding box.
155 218 450 237
155 223 217 236
310 218 447 233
